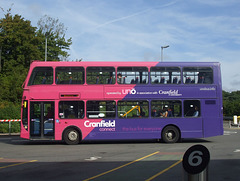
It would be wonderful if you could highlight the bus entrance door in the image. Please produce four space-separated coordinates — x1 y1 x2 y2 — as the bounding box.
30 102 54 139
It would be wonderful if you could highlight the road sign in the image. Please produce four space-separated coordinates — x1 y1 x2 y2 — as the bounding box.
182 144 210 174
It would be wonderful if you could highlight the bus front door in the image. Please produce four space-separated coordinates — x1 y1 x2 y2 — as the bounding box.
30 102 54 139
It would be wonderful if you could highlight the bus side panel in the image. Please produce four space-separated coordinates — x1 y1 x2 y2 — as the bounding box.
20 124 30 139
82 118 204 140
179 118 203 138
202 99 223 137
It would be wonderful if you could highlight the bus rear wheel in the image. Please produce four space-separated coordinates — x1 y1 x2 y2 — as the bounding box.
161 126 180 143
63 128 80 145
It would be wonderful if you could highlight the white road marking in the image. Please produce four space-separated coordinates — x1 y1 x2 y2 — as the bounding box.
224 131 237 135
85 156 102 161
234 149 240 153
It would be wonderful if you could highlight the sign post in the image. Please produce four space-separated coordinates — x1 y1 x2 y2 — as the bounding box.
182 144 210 181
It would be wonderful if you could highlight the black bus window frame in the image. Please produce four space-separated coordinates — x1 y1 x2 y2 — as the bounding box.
87 101 116 118
87 67 116 85
117 67 148 84
183 67 213 84
28 67 53 86
56 67 85 85
150 67 181 84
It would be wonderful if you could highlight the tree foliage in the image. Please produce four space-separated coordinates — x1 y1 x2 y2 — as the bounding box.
0 14 42 73
0 9 72 119
37 15 72 61
222 90 240 116
0 13 42 106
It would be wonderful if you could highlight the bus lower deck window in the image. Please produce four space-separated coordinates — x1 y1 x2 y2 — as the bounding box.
151 100 182 118
118 101 149 118
184 100 201 117
59 101 84 119
87 101 116 118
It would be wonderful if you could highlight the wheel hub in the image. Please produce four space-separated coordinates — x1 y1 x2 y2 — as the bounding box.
167 131 174 140
68 131 78 141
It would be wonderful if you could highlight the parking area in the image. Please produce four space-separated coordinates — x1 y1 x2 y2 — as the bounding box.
0 125 240 181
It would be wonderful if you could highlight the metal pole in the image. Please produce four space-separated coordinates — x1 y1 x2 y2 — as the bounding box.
161 47 163 62
45 37 47 62
0 46 2 72
182 145 210 181
161 45 169 62
9 121 11 136
183 167 208 181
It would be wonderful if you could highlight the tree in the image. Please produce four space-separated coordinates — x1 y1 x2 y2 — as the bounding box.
0 13 42 73
37 15 72 61
0 9 73 119
0 12 44 105
222 90 240 117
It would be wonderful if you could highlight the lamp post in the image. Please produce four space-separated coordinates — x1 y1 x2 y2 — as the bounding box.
161 45 169 62
45 32 50 62
45 37 47 62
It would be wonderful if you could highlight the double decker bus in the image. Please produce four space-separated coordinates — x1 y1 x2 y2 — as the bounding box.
21 61 223 144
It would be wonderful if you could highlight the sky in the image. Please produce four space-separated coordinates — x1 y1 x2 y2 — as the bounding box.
1 0 240 92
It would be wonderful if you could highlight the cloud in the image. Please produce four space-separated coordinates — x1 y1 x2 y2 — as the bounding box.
221 61 240 92
1 0 240 91
196 0 239 7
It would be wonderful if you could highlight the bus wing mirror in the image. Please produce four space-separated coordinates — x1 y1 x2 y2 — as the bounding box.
23 101 27 108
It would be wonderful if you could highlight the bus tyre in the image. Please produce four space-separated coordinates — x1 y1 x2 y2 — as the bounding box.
162 126 180 143
64 128 80 145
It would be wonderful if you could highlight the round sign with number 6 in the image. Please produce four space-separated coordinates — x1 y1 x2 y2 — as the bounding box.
183 144 210 174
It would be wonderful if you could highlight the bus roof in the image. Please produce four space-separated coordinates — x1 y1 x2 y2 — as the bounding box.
29 60 220 67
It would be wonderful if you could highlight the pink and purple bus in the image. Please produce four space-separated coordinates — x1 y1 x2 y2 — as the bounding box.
21 61 223 144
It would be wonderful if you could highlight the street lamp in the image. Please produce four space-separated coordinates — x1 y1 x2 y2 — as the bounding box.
45 37 47 62
45 32 50 62
161 45 169 62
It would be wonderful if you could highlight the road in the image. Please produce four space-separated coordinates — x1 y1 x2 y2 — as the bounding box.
0 125 239 181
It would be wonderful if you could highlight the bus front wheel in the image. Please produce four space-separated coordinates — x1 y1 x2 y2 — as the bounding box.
63 128 80 145
161 126 180 143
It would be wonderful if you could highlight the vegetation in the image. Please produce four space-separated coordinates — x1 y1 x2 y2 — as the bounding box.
222 90 240 117
0 8 72 133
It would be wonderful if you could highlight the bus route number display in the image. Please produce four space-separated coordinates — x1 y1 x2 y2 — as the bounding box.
182 144 210 174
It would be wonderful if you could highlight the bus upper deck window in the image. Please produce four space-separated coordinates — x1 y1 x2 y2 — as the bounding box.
150 67 181 84
28 67 53 86
117 67 148 84
183 67 213 84
56 67 84 84
87 67 115 84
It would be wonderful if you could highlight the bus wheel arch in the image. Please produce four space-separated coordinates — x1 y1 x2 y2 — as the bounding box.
63 126 82 145
161 125 181 143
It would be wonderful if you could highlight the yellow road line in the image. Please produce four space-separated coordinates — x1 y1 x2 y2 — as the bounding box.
83 151 160 181
145 159 183 181
0 160 37 170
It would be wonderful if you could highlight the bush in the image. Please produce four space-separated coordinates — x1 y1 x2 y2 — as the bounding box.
0 122 9 133
0 102 21 119
0 122 20 133
0 102 21 133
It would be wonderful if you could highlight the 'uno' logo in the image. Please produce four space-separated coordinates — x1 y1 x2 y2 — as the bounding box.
122 89 136 95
